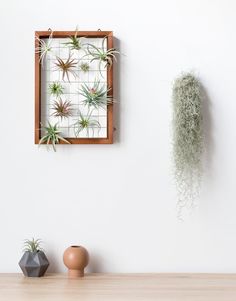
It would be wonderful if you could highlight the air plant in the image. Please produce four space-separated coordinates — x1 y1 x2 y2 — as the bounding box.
172 73 204 219
80 62 90 72
39 122 70 152
19 238 49 277
23 238 43 253
85 36 119 76
63 30 85 51
54 54 78 82
49 82 64 97
35 31 53 66
73 110 101 137
79 80 113 109
51 98 73 119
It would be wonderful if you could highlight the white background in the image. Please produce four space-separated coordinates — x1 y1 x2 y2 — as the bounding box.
0 0 236 273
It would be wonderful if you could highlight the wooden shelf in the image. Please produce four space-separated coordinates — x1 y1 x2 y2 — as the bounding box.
0 273 236 300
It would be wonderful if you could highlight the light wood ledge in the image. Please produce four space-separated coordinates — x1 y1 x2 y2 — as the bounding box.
0 273 236 301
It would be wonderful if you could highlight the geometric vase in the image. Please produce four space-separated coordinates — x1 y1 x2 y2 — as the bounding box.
19 251 49 277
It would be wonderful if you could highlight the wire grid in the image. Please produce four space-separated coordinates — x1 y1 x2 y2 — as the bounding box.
41 37 108 138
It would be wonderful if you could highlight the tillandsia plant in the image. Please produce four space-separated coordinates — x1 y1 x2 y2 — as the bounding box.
73 110 101 137
39 122 70 152
49 82 64 98
19 238 49 277
85 36 119 77
172 72 204 218
35 31 53 66
23 238 43 253
54 54 78 82
51 98 73 119
63 29 85 51
80 62 90 72
79 80 113 109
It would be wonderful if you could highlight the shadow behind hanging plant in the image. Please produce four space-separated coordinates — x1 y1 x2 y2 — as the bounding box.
172 73 204 217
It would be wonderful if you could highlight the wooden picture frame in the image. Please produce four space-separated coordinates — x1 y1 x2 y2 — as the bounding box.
35 30 114 145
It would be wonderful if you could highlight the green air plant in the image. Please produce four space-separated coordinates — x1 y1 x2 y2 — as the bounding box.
49 82 64 98
54 54 78 82
79 80 113 109
80 62 90 72
172 73 204 218
63 30 85 51
19 238 49 277
73 110 101 137
39 122 70 152
85 36 119 77
23 238 43 253
35 31 53 66
51 98 73 119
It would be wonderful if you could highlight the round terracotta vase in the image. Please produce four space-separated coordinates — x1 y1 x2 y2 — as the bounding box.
63 246 89 278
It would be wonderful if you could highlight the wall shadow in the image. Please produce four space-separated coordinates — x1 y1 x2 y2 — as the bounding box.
46 250 61 273
87 252 104 273
201 84 214 174
113 37 121 143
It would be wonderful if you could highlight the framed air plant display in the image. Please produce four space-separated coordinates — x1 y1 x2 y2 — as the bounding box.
35 30 118 150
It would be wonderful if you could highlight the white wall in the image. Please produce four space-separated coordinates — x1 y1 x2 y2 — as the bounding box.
0 0 236 273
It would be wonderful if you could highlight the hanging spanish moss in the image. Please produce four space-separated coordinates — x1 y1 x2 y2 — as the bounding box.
172 73 204 218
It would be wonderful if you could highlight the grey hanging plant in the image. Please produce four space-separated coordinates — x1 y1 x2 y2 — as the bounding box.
172 73 204 217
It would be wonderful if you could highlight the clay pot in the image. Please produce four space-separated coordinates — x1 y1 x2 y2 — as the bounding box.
63 246 89 278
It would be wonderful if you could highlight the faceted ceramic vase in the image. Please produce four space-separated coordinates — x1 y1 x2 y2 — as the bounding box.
63 246 89 278
19 251 49 277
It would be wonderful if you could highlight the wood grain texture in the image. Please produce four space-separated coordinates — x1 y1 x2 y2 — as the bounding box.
35 31 113 38
1 273 236 301
34 32 41 144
